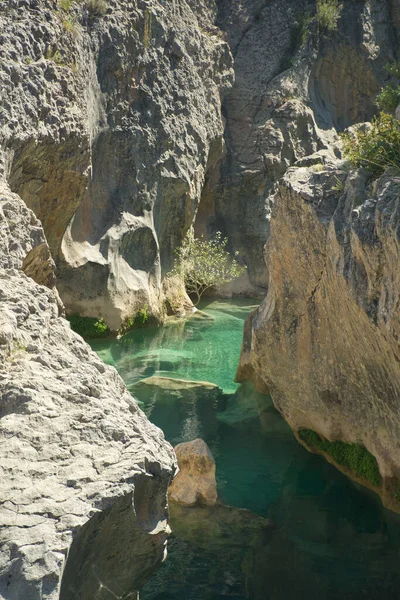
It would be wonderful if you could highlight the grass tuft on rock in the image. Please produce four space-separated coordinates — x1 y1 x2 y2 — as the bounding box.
119 305 150 336
299 429 381 487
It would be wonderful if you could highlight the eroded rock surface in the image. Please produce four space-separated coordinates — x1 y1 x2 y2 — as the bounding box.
194 0 398 294
1 0 397 317
0 0 234 329
169 438 217 507
238 165 400 511
0 186 177 599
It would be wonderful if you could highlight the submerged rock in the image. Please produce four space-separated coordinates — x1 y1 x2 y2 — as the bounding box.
217 381 273 426
132 376 223 400
143 475 270 599
169 438 217 507
131 376 226 447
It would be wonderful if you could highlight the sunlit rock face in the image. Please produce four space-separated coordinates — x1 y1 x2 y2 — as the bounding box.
1 0 234 329
0 183 177 599
238 165 400 512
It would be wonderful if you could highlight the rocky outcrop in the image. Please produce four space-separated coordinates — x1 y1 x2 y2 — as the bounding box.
1 0 234 329
169 438 217 507
192 0 398 295
238 164 400 511
142 501 270 599
0 186 177 598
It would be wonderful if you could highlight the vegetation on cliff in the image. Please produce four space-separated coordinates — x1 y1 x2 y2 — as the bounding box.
299 430 381 487
342 61 400 177
341 113 400 177
375 62 400 113
68 314 110 338
316 0 343 32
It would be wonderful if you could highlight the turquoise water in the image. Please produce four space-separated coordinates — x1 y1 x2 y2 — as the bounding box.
91 299 400 600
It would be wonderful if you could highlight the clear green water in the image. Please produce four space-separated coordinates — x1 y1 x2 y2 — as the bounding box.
91 299 400 600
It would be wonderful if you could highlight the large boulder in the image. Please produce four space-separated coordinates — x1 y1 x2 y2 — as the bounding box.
0 184 177 600
169 438 217 507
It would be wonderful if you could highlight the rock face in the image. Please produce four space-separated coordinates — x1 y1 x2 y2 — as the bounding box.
238 164 400 511
195 0 398 294
1 0 397 319
169 438 217 507
0 0 234 329
0 186 177 598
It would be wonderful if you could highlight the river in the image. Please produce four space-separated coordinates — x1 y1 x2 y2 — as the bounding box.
91 299 400 600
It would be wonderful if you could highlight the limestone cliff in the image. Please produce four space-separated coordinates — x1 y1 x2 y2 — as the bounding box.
237 162 400 511
2 0 397 321
1 0 234 329
206 0 398 293
2 6 400 595
216 0 400 510
0 182 177 598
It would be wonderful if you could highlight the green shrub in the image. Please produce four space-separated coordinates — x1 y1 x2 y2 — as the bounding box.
375 84 400 113
280 12 311 71
62 16 77 34
299 429 381 487
171 231 246 305
85 0 107 17
291 12 311 50
59 0 71 11
135 305 148 326
374 62 400 113
316 0 343 32
341 113 400 177
68 314 110 338
386 61 400 78
45 48 64 65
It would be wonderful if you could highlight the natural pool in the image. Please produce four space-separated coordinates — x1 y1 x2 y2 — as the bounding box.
91 299 400 600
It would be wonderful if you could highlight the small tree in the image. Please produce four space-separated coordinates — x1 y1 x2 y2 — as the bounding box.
172 231 246 305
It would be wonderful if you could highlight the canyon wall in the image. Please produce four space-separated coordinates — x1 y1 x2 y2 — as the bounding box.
234 0 400 509
2 0 397 322
0 180 177 598
1 0 234 329
2 6 400 600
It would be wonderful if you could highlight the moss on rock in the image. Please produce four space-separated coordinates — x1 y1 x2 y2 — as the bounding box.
299 429 381 487
67 315 110 339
